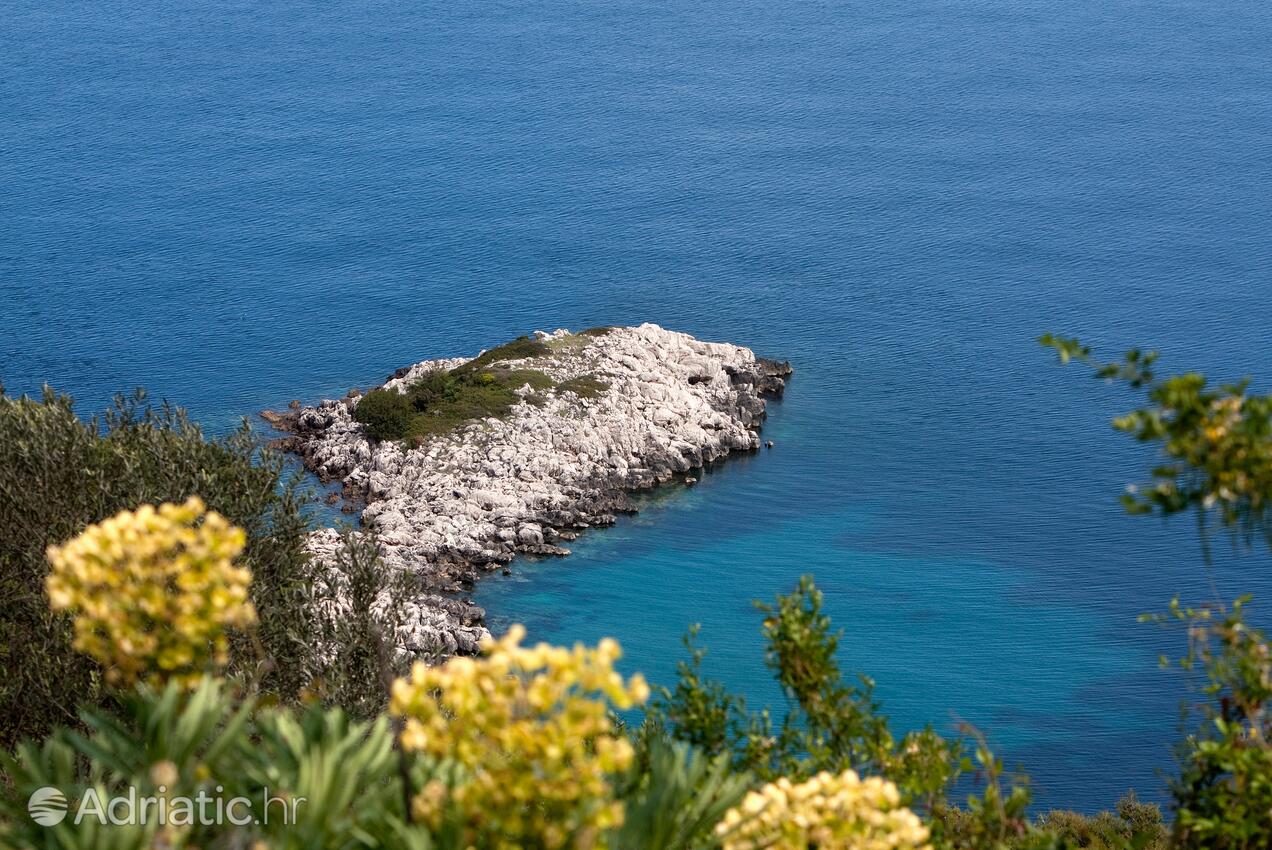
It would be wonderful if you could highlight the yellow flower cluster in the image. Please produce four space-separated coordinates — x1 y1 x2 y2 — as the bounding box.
45 497 256 688
714 770 931 850
389 625 650 849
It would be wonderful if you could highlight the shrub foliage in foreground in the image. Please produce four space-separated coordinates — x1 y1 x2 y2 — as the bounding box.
0 387 318 749
0 503 877 849
0 500 1170 850
1043 337 1272 849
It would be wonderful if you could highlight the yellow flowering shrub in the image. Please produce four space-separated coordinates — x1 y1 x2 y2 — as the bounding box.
45 496 256 688
389 625 650 849
714 770 931 850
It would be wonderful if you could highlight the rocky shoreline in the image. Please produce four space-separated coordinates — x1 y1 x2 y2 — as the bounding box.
264 324 791 658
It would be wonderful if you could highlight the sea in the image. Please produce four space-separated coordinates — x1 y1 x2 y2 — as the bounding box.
3 0 1270 812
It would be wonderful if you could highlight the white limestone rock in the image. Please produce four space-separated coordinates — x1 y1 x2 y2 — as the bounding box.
270 324 790 660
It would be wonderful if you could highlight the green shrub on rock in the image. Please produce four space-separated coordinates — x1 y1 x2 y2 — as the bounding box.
355 338 567 444
451 335 551 376
352 387 415 442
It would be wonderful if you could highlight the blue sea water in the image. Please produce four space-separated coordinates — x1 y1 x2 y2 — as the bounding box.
4 0 1272 812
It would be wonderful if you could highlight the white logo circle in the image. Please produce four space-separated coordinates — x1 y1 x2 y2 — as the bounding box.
28 786 68 826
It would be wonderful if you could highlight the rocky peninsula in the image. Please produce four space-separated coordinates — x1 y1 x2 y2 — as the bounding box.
265 324 791 658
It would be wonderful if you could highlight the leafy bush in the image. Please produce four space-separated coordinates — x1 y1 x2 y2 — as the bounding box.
1041 334 1272 548
616 737 751 849
651 576 959 805
351 387 416 441
0 387 316 749
1047 337 1272 848
0 678 415 850
307 529 414 719
1147 598 1272 849
1033 793 1165 849
356 339 581 444
406 374 521 439
496 368 558 391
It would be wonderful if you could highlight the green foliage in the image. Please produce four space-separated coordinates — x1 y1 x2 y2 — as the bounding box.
0 387 316 749
355 335 608 444
500 368 559 391
1144 598 1272 849
756 576 897 776
402 364 561 440
237 703 417 850
309 531 410 719
354 365 550 443
649 625 754 759
651 575 1176 850
1048 337 1272 848
352 387 416 442
558 374 610 399
929 726 1045 850
616 736 751 850
0 678 426 850
1041 334 1272 549
405 373 520 440
651 576 960 806
1032 794 1166 850
1113 792 1169 841
451 335 551 376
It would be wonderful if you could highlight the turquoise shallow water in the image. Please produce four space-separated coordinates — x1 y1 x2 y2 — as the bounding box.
4 0 1272 812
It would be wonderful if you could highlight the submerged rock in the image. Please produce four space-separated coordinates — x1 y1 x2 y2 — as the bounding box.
266 323 791 659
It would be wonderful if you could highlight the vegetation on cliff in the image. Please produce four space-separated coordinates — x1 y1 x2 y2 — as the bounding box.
352 334 608 443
